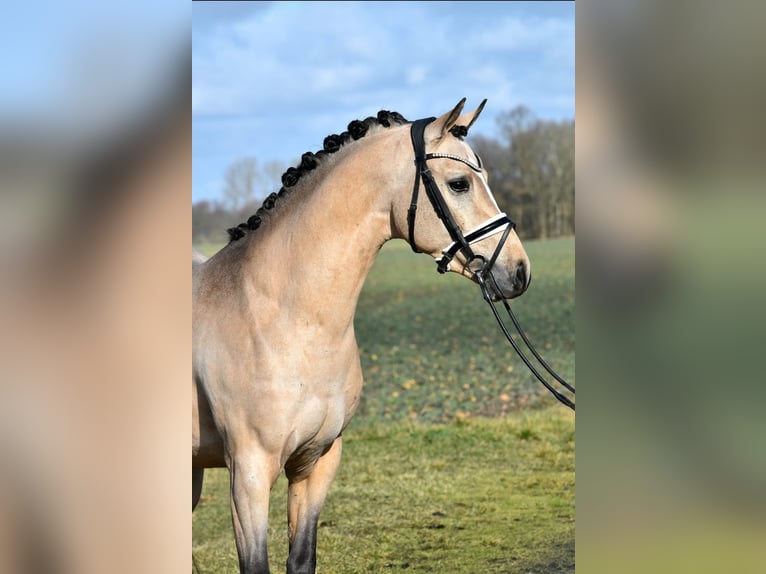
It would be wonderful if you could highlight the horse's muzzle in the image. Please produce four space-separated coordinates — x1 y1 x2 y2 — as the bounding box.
485 261 530 301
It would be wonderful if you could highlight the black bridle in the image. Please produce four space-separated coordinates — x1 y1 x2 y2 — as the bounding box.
407 118 514 274
407 117 575 410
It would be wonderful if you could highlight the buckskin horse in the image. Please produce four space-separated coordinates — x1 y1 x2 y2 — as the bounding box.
192 99 531 573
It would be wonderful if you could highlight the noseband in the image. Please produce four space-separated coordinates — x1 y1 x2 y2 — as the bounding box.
406 117 575 410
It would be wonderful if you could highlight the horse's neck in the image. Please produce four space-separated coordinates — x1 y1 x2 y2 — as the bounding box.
240 140 398 336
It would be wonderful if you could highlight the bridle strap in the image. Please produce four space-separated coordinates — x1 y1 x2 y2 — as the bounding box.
407 117 434 253
408 118 476 266
476 271 575 410
436 213 514 272
408 119 514 274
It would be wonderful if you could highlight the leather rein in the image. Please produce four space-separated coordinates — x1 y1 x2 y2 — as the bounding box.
406 117 575 411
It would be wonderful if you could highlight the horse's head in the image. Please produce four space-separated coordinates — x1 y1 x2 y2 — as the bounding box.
393 98 531 301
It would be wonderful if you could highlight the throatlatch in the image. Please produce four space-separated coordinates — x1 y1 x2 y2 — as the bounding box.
407 117 575 410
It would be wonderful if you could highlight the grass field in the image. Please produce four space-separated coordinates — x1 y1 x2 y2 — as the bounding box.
192 237 575 573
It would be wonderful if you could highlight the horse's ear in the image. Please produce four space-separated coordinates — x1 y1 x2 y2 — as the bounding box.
456 98 487 134
425 98 467 143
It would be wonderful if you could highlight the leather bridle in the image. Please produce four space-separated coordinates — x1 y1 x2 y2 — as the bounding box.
407 117 514 275
406 117 575 410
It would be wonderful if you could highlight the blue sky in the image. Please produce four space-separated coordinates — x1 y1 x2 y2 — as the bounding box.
0 1 186 136
192 1 574 204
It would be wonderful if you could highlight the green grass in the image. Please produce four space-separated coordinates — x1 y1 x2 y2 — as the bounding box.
193 411 574 574
193 236 575 573
353 238 574 424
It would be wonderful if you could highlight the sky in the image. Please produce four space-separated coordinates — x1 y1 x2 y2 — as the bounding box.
192 1 574 204
0 1 187 137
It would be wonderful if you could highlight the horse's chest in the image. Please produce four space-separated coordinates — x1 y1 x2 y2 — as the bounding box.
282 342 363 419
290 371 360 438
279 357 362 478
281 391 348 480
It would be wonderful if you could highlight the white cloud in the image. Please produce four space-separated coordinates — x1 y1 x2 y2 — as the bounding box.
472 16 573 53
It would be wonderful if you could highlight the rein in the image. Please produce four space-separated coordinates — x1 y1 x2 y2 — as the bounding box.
407 117 575 411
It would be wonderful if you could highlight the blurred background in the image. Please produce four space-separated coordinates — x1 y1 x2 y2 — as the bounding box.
1 0 765 572
577 0 766 572
0 1 190 573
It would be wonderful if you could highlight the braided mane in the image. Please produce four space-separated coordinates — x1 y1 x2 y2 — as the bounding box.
227 109 409 242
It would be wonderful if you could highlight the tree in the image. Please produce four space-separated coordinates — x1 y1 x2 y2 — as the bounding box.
495 107 575 239
471 133 537 237
192 200 232 243
497 105 536 142
223 157 261 212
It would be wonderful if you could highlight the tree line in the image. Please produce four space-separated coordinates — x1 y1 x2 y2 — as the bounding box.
193 106 573 243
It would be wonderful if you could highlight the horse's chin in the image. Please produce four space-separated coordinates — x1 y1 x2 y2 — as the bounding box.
486 281 512 302
468 272 512 302
483 268 529 301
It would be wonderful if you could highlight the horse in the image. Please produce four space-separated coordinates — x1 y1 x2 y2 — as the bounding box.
192 98 531 574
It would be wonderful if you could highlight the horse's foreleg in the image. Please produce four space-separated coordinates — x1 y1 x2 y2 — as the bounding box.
286 437 343 574
192 467 204 510
229 449 279 574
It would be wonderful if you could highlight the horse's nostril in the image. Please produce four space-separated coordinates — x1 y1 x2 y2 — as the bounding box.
514 262 528 290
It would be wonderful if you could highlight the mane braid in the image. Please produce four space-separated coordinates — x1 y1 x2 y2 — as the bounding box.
226 109 409 242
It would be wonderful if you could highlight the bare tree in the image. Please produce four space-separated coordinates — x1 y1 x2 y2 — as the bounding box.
496 107 574 238
223 157 261 211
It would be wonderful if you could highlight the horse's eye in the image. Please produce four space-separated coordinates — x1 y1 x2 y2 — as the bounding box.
448 178 470 193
